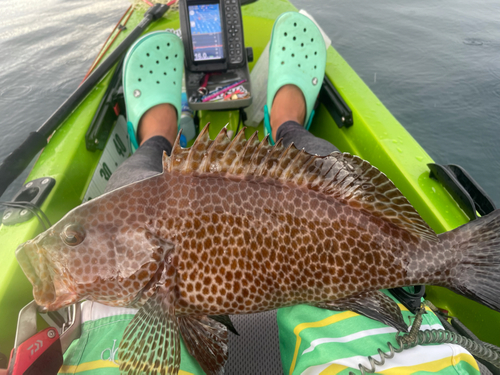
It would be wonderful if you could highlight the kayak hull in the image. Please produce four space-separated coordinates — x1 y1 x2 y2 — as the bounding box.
0 0 498 357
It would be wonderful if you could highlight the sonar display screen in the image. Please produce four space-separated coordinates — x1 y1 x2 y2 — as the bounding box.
188 4 224 62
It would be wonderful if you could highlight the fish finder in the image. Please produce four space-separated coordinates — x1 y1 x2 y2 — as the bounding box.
180 0 252 110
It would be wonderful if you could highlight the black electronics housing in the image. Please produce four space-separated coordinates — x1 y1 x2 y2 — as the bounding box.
179 0 252 110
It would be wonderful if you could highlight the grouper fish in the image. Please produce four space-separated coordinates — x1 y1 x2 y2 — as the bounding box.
16 125 500 374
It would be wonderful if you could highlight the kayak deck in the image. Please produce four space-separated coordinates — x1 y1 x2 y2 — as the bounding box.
0 0 498 356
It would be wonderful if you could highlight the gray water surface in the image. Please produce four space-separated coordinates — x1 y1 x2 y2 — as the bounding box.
293 0 500 207
1 0 499 207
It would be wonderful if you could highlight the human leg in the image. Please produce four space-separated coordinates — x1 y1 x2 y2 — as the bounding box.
264 12 338 155
270 84 339 156
105 30 183 193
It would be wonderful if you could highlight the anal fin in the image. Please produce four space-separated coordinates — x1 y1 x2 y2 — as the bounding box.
313 290 408 332
118 288 180 375
178 315 228 375
208 314 239 336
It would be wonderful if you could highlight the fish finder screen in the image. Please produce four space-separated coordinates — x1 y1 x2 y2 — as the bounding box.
188 4 224 62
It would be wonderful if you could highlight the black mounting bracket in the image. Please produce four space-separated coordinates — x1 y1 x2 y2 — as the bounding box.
1 177 56 226
319 76 353 128
428 163 496 221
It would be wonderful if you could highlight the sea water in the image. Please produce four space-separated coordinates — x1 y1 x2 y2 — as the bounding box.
0 0 499 207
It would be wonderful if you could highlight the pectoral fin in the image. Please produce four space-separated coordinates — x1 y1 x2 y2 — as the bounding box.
313 290 408 332
118 288 180 375
178 315 228 375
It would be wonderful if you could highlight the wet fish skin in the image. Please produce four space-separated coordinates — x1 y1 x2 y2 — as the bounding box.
15 126 500 374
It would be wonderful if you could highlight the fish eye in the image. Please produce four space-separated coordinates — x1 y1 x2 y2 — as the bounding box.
61 224 85 246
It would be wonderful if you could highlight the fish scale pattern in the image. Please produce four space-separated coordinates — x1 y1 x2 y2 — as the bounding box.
15 126 500 375
145 125 442 315
17 125 447 315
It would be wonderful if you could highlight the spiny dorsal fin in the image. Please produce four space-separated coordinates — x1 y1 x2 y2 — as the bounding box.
270 142 298 179
184 124 213 172
164 125 437 241
228 131 260 175
255 138 285 177
220 127 248 172
245 135 271 176
200 127 231 173
166 130 192 172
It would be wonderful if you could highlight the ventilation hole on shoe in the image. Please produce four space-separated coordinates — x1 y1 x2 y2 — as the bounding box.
294 22 297 27
284 32 287 36
298 64 301 67
175 54 178 58
146 53 150 57
304 28 307 32
314 51 317 55
282 47 285 51
293 36 296 41
314 65 317 69
311 38 314 42
174 68 177 71
140 64 143 68
301 43 304 47
166 56 169 60
305 55 308 59
157 46 160 50
138 78 142 82
156 81 160 84
291 53 295 57
173 81 176 85
164 72 167 75
150 71 153 74
281 61 284 65
167 43 170 47
156 60 159 64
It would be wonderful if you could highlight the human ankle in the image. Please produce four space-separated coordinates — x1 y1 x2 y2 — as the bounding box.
270 85 306 140
137 103 178 146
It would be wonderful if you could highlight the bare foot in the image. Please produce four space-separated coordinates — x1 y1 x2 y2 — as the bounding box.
270 84 306 141
137 103 178 146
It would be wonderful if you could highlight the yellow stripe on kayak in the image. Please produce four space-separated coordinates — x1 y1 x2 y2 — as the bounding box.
59 360 194 374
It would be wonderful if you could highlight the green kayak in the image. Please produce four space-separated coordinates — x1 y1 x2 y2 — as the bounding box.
0 0 498 363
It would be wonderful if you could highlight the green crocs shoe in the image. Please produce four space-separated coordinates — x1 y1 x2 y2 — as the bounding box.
123 31 184 151
264 12 327 145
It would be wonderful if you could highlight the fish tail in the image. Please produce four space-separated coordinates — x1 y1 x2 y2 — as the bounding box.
440 209 500 311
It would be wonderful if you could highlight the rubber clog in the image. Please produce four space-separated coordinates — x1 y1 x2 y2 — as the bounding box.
123 31 184 150
264 12 327 145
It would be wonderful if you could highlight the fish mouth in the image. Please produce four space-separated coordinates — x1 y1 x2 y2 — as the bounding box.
16 240 78 311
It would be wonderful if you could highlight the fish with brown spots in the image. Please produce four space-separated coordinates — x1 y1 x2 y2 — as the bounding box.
16 125 500 374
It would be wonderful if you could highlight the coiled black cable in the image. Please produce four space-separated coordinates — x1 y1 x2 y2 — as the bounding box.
350 304 500 375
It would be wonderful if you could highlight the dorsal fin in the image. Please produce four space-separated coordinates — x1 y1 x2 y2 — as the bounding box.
200 127 231 173
271 142 299 179
165 131 191 172
255 138 285 178
164 125 437 241
228 131 260 175
183 124 213 172
245 135 271 176
219 127 248 172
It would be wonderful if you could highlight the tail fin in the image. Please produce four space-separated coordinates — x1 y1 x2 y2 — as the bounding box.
439 209 500 312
